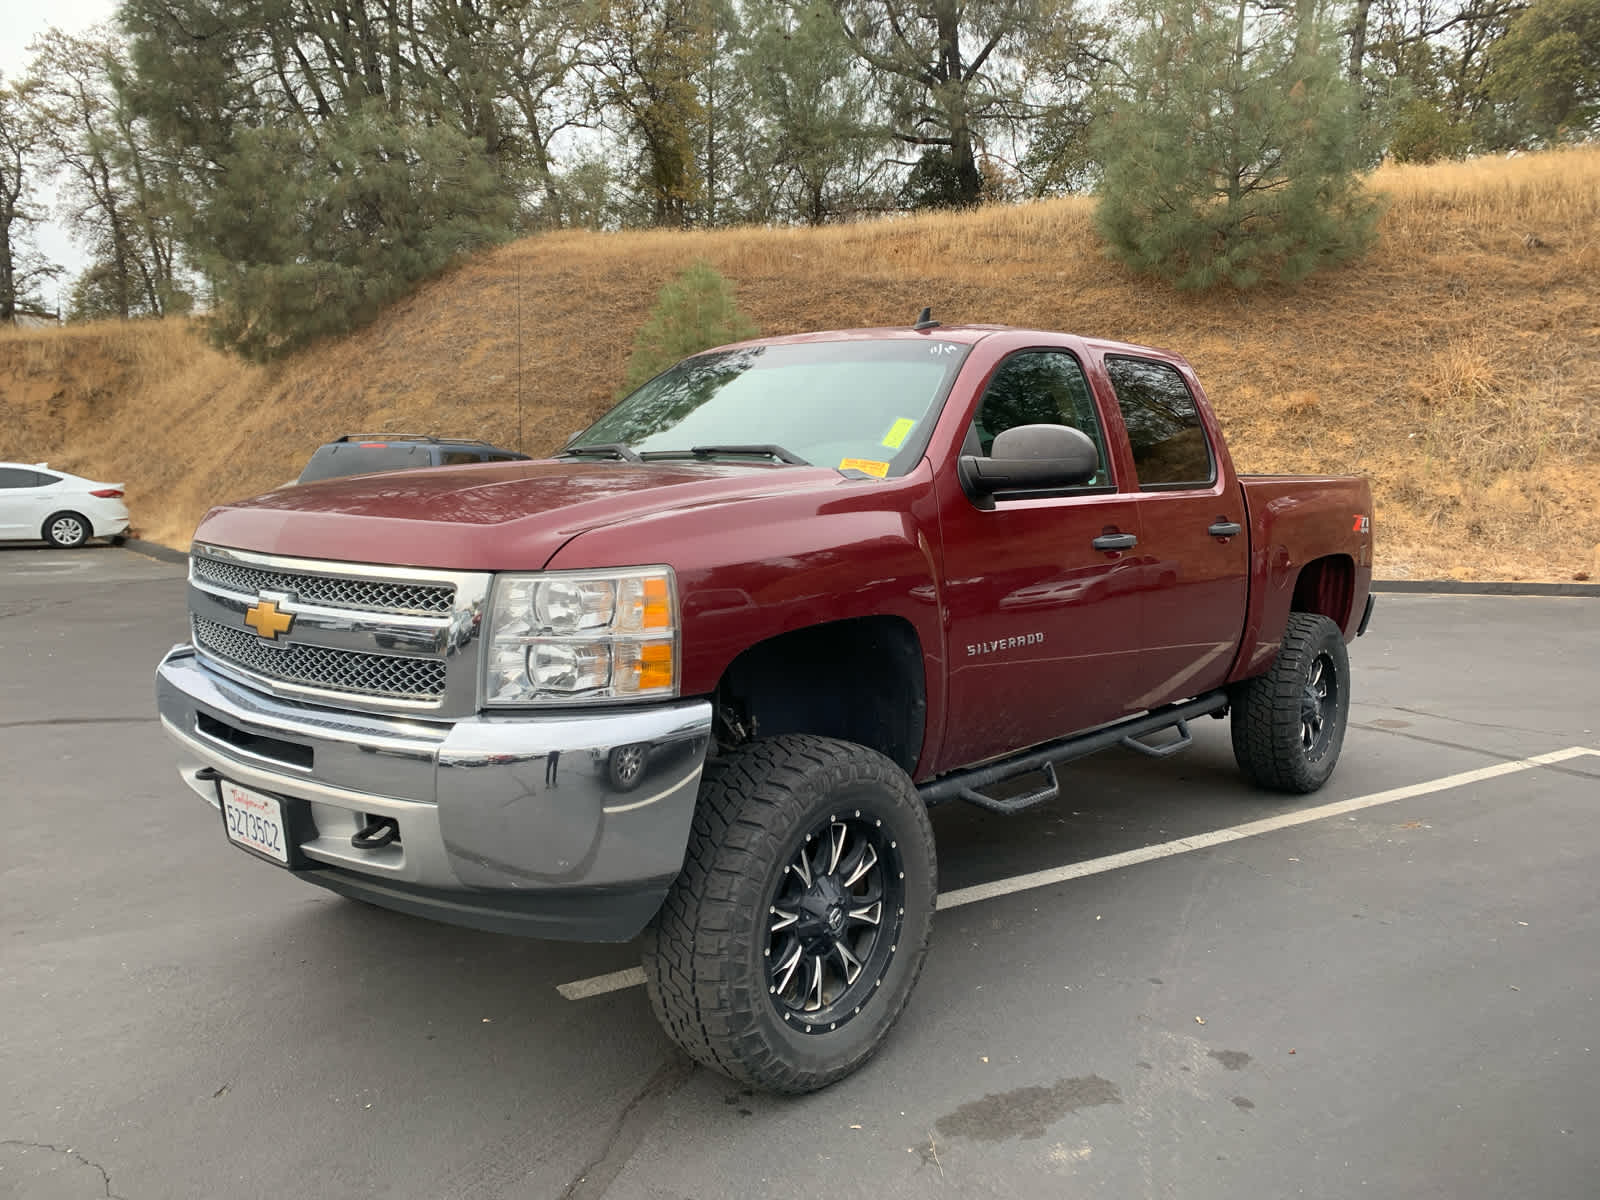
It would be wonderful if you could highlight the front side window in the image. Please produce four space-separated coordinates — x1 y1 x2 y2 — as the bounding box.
440 450 481 466
971 350 1111 487
1104 356 1213 488
576 340 972 477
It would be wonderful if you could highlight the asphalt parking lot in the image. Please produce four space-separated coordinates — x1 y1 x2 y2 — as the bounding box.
3 545 1596 1200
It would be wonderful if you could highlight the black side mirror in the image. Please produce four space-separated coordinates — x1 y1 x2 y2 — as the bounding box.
958 424 1100 507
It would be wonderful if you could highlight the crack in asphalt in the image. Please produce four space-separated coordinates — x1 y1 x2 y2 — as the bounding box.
1384 703 1568 738
560 1053 696 1200
1352 721 1599 778
1 1139 126 1199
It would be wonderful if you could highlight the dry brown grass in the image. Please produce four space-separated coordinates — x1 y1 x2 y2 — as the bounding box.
2 146 1596 578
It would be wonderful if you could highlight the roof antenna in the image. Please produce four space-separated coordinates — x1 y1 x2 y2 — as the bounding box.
913 306 940 331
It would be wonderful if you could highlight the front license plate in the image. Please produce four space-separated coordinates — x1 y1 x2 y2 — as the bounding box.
220 780 291 865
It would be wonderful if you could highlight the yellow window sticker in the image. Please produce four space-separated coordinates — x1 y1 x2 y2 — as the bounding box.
880 417 917 450
839 457 890 478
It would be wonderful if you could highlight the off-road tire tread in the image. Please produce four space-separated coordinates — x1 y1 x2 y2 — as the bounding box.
1231 612 1349 793
641 734 936 1094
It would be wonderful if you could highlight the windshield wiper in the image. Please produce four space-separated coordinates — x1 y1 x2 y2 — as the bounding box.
559 442 643 464
685 444 810 466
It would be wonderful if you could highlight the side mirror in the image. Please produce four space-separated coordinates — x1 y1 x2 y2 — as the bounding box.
958 424 1100 506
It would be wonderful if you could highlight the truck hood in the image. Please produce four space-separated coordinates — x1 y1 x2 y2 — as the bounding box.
193 459 855 570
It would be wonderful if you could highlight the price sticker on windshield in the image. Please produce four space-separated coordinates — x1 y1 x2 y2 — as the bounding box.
880 418 916 450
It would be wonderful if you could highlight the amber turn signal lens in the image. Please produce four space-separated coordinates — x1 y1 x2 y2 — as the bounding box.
637 642 674 690
640 576 672 630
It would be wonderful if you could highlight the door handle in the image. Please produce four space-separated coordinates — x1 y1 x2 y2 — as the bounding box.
1092 533 1138 552
1208 521 1243 538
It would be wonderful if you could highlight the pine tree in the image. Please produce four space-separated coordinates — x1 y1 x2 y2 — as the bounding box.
622 261 758 393
1093 0 1381 289
200 110 516 359
738 3 888 224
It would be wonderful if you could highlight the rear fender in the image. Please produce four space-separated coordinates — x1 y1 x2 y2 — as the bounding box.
1229 477 1374 683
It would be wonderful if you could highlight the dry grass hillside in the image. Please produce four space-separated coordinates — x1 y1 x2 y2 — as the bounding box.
3 147 1597 580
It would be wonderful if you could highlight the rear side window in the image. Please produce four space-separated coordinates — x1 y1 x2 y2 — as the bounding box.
1104 356 1213 488
972 350 1110 486
0 468 43 488
439 450 481 466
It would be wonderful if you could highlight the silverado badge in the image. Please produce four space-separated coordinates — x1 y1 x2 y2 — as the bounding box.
244 598 294 640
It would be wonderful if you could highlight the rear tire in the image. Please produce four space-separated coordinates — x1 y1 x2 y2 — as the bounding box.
642 734 937 1094
43 511 90 548
1231 612 1350 793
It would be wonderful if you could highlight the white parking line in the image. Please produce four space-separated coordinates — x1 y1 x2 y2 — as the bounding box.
555 746 1598 1001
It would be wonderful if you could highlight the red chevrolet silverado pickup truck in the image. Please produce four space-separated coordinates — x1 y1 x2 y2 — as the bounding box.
156 321 1373 1093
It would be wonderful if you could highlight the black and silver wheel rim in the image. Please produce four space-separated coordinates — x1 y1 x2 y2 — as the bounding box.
765 810 905 1036
50 517 86 546
1301 652 1339 757
610 744 645 788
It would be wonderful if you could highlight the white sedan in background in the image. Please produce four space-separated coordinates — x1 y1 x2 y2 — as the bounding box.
0 463 130 548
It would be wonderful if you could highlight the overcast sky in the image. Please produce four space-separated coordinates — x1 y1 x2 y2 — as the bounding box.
3 0 120 299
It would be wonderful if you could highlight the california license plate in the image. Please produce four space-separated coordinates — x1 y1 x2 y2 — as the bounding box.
220 779 291 865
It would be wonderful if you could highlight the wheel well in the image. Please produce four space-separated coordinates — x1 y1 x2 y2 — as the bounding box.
1291 555 1355 630
713 617 926 775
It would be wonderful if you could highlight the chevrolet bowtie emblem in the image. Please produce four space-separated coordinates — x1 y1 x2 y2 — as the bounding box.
245 598 295 640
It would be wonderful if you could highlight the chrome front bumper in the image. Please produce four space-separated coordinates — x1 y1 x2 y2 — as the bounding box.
155 645 713 940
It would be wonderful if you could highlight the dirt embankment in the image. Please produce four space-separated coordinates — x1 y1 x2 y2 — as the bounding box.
2 148 1597 580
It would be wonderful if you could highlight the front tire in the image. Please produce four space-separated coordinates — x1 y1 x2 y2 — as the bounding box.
642 735 937 1094
1231 612 1351 793
43 511 91 548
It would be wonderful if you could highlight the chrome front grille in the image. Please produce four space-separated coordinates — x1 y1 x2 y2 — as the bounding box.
193 616 447 702
187 544 490 716
191 555 454 616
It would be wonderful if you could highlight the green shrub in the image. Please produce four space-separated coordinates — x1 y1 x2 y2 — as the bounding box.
622 261 759 394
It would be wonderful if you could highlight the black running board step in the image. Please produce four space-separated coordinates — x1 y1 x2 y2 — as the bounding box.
918 692 1230 813
959 762 1061 815
1120 720 1193 758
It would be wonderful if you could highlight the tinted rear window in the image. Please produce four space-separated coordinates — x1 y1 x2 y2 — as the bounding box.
297 444 432 483
1104 356 1214 488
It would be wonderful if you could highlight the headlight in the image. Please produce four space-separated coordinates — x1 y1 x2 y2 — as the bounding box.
484 567 678 706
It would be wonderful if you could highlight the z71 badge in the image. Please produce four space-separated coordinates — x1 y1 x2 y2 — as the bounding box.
967 632 1045 657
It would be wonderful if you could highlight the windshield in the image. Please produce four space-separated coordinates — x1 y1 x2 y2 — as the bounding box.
574 340 972 477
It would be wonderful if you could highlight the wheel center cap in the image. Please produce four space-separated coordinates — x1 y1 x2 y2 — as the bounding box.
796 877 848 945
